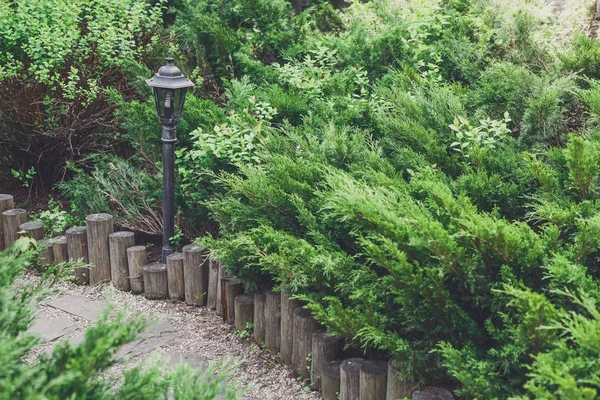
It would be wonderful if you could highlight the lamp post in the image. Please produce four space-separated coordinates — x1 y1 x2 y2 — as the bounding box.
146 52 194 263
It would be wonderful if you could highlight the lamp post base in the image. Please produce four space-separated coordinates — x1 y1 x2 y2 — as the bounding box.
161 246 173 264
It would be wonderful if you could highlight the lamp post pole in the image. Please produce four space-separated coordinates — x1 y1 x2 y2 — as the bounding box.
146 53 194 264
161 124 176 263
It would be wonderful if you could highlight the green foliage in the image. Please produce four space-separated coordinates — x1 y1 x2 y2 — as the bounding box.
561 34 600 79
0 0 163 187
564 133 600 201
0 243 243 399
11 166 36 189
30 197 83 237
42 0 600 398
59 155 163 235
449 112 511 165
235 321 254 339
520 77 575 146
170 0 295 80
471 62 539 128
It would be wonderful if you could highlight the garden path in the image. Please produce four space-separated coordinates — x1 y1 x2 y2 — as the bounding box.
24 273 319 400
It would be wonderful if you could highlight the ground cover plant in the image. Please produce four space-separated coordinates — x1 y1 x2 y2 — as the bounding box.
6 0 600 398
0 239 242 399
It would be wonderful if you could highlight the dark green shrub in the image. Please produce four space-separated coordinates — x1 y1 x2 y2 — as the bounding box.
171 0 294 81
471 62 539 128
520 77 575 146
561 34 600 79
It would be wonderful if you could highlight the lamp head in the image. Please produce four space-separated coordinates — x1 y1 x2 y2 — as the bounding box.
146 52 194 125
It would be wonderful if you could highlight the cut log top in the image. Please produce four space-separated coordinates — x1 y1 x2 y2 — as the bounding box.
109 231 135 240
313 329 341 345
66 226 86 235
53 236 67 245
0 194 14 201
38 238 52 248
167 252 184 261
235 293 255 304
3 208 26 216
323 361 342 376
144 262 167 273
361 360 387 375
294 306 313 319
85 213 113 222
128 245 147 253
182 243 202 253
19 221 43 230
341 358 366 374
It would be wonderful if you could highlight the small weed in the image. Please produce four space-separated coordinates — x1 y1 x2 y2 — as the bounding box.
236 321 254 339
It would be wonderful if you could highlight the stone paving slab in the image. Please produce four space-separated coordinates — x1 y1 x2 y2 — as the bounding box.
116 320 180 360
167 351 208 370
47 295 107 321
28 315 79 343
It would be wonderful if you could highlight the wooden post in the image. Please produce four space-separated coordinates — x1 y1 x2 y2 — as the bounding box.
182 244 208 306
220 276 229 320
19 221 44 240
0 194 14 250
291 307 320 379
281 289 302 365
38 238 54 269
225 278 243 325
52 236 68 264
322 361 342 400
216 261 225 315
340 358 365 400
167 252 185 300
206 258 219 309
109 231 134 291
86 213 114 286
387 359 412 400
265 290 281 353
143 262 168 299
253 291 266 345
311 330 343 389
234 293 255 331
2 208 27 248
360 360 387 400
127 246 147 294
66 226 89 285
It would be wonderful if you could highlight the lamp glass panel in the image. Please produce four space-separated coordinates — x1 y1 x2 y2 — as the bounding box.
152 87 164 121
173 88 187 121
163 88 175 122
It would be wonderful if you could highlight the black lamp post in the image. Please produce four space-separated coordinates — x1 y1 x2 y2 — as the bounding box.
146 52 194 263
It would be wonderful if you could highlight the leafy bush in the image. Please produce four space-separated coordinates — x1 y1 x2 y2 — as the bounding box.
30 197 84 237
0 0 163 188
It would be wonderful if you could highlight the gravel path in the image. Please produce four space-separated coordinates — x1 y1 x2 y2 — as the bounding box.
23 271 320 400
